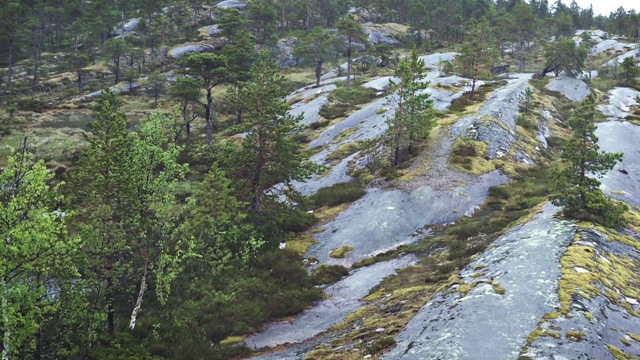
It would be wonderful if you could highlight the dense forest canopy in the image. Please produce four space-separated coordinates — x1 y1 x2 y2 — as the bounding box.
0 0 639 359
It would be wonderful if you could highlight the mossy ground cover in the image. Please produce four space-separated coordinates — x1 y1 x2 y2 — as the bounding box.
520 214 640 359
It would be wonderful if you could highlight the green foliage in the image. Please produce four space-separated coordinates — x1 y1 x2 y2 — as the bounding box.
179 52 228 143
620 57 638 87
336 15 368 89
540 37 588 77
294 27 342 87
516 113 537 130
310 182 366 207
551 95 628 227
457 17 498 99
146 250 322 358
232 52 319 215
0 144 77 359
72 90 190 335
311 264 350 285
385 47 436 167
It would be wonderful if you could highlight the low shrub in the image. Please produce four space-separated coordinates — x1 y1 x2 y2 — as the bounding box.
516 114 536 130
311 264 350 285
366 336 396 355
319 86 377 119
310 182 366 207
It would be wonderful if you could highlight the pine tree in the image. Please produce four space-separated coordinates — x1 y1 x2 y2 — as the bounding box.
294 27 342 87
233 52 317 213
551 94 628 227
458 17 498 100
179 53 228 144
620 57 638 87
336 15 368 89
385 47 436 167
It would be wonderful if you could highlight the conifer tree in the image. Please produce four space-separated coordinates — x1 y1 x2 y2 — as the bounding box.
551 95 628 227
233 52 317 213
337 15 368 89
385 47 435 167
179 53 228 144
620 57 638 87
458 17 498 100
294 27 342 87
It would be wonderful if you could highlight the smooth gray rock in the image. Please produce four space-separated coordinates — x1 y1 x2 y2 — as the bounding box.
522 227 640 360
168 43 218 58
244 255 418 350
292 153 359 196
546 76 590 101
419 52 459 69
597 87 640 119
596 121 640 207
112 18 141 37
216 0 246 8
385 203 577 360
307 171 510 267
199 24 222 36
576 29 608 39
604 48 640 66
286 84 337 101
590 39 637 55
289 95 329 126
309 96 388 149
363 22 405 45
450 74 534 159
362 76 399 91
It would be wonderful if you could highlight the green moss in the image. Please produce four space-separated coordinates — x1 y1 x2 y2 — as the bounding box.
620 338 632 346
606 343 635 360
565 330 586 342
329 245 355 258
492 282 506 295
473 263 487 271
450 137 496 174
326 142 362 161
286 233 317 257
219 335 246 346
584 312 594 321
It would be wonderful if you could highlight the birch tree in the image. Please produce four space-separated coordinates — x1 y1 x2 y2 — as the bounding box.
1 143 75 360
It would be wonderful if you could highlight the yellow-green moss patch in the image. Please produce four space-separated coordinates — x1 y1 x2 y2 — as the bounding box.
329 245 354 258
565 330 586 342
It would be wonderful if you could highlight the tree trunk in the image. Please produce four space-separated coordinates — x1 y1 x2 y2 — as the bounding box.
235 109 243 125
346 37 352 89
129 263 148 330
2 277 10 360
469 60 478 100
315 59 323 87
106 276 114 336
7 35 14 86
252 130 266 212
205 88 214 144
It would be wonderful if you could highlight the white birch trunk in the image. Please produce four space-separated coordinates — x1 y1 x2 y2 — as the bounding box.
2 277 10 360
129 266 148 330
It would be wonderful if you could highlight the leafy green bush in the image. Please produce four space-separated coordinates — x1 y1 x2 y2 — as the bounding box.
310 182 366 207
311 264 350 285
